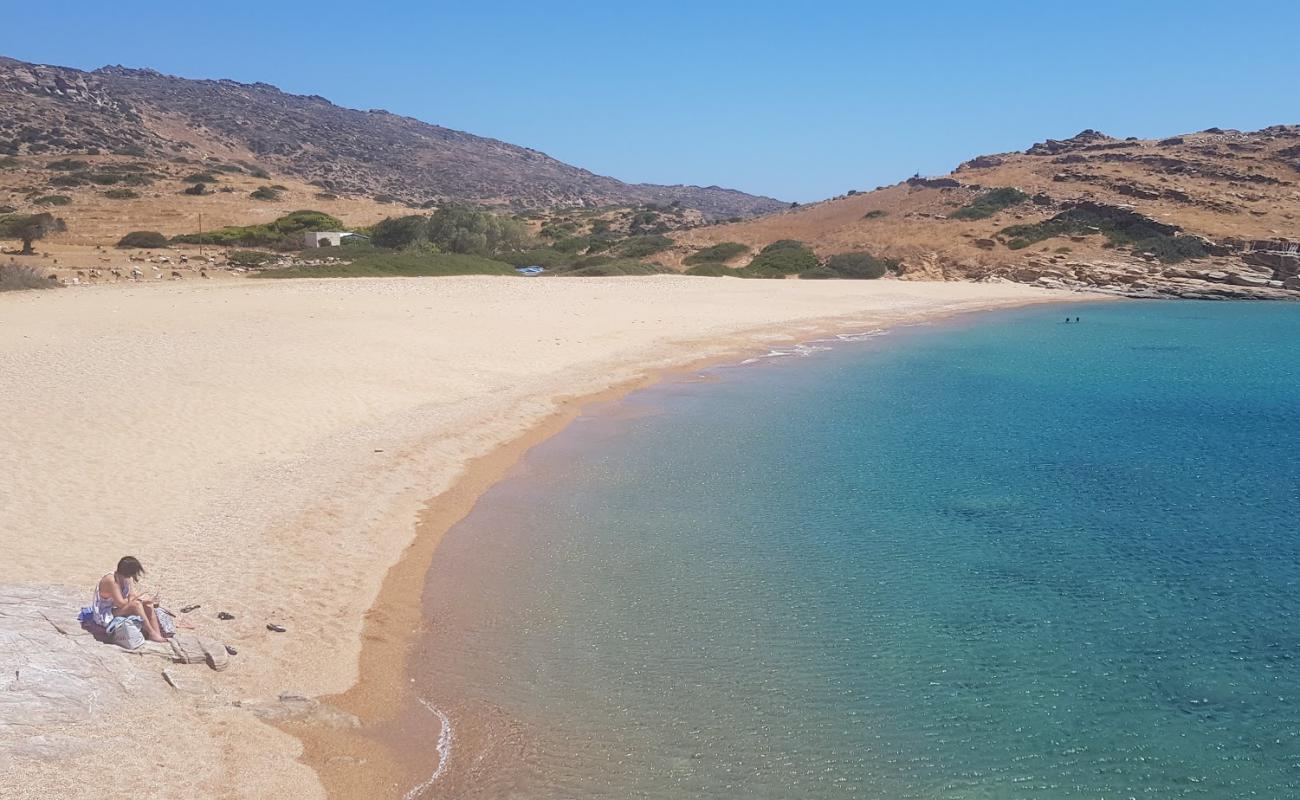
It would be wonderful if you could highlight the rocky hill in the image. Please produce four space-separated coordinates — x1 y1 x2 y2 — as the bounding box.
674 127 1300 299
0 56 783 219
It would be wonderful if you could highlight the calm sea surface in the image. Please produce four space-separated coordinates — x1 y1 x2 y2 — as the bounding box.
413 301 1300 799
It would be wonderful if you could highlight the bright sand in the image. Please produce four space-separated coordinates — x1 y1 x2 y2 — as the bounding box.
0 276 1090 799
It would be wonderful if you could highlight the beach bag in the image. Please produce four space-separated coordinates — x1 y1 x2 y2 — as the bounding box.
109 618 146 650
156 607 176 637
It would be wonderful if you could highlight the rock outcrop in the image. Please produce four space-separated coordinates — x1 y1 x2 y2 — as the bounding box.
1026 129 1117 156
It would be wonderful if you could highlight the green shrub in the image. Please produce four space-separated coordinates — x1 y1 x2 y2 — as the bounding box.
551 235 590 254
86 173 123 185
824 251 894 279
683 242 749 265
684 262 736 277
743 239 818 276
553 259 673 277
49 174 88 187
798 266 839 279
998 205 1205 262
616 234 673 258
504 247 572 269
950 187 1029 220
103 188 140 200
364 206 530 256
227 250 277 267
182 183 209 196
1130 235 1210 263
314 192 339 201
370 215 428 249
170 210 344 248
34 195 71 206
117 231 169 248
862 209 888 219
250 186 281 201
254 251 517 279
48 158 89 171
182 172 218 184
0 157 20 170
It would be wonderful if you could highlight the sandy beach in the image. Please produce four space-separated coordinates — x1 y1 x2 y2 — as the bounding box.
0 275 1093 799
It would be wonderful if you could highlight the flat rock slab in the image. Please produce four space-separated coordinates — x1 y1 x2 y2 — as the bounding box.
238 692 360 729
0 584 173 760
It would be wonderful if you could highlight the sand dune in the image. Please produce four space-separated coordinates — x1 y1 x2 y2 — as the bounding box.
0 275 1090 799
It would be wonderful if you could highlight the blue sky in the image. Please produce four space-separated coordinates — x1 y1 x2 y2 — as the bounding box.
4 1 1298 202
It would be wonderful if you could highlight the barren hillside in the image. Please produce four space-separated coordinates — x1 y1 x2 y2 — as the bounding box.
0 56 783 219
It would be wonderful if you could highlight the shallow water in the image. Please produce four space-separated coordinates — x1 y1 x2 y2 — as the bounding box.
413 301 1300 798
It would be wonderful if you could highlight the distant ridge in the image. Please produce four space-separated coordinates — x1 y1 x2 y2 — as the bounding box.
0 56 784 218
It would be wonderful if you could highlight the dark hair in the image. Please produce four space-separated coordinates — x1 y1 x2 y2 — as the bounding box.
116 556 145 579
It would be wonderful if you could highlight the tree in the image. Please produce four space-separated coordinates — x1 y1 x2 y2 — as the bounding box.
425 205 530 256
370 215 429 249
0 212 63 255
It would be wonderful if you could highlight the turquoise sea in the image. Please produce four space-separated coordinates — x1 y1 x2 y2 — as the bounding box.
412 301 1300 799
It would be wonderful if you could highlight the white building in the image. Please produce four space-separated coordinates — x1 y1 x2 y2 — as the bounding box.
303 231 363 248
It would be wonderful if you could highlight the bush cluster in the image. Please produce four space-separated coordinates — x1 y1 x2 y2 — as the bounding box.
741 240 818 277
822 251 895 279
170 210 344 249
367 205 530 257
116 231 169 248
615 234 673 258
683 242 749 265
999 206 1207 262
950 187 1029 220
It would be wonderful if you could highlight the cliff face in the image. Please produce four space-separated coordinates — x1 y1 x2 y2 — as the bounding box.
0 56 784 219
674 126 1300 299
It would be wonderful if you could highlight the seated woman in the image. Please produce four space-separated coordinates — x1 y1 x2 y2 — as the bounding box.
93 556 166 643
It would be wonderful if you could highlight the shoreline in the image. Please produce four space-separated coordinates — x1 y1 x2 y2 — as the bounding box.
292 292 1108 799
0 276 1102 799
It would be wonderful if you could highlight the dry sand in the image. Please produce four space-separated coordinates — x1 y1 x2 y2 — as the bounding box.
0 275 1094 799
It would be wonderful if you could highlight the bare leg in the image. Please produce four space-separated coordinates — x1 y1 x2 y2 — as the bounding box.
140 603 165 642
118 599 166 642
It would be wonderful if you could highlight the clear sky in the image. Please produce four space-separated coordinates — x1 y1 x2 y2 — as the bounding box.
4 1 1298 202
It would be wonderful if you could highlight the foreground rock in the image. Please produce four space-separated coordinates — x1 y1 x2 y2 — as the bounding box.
0 585 172 760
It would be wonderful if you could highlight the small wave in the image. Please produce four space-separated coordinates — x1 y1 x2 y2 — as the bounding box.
403 698 454 800
741 343 833 364
835 328 889 342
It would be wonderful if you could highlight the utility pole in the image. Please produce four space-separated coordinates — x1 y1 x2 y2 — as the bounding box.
198 213 204 260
